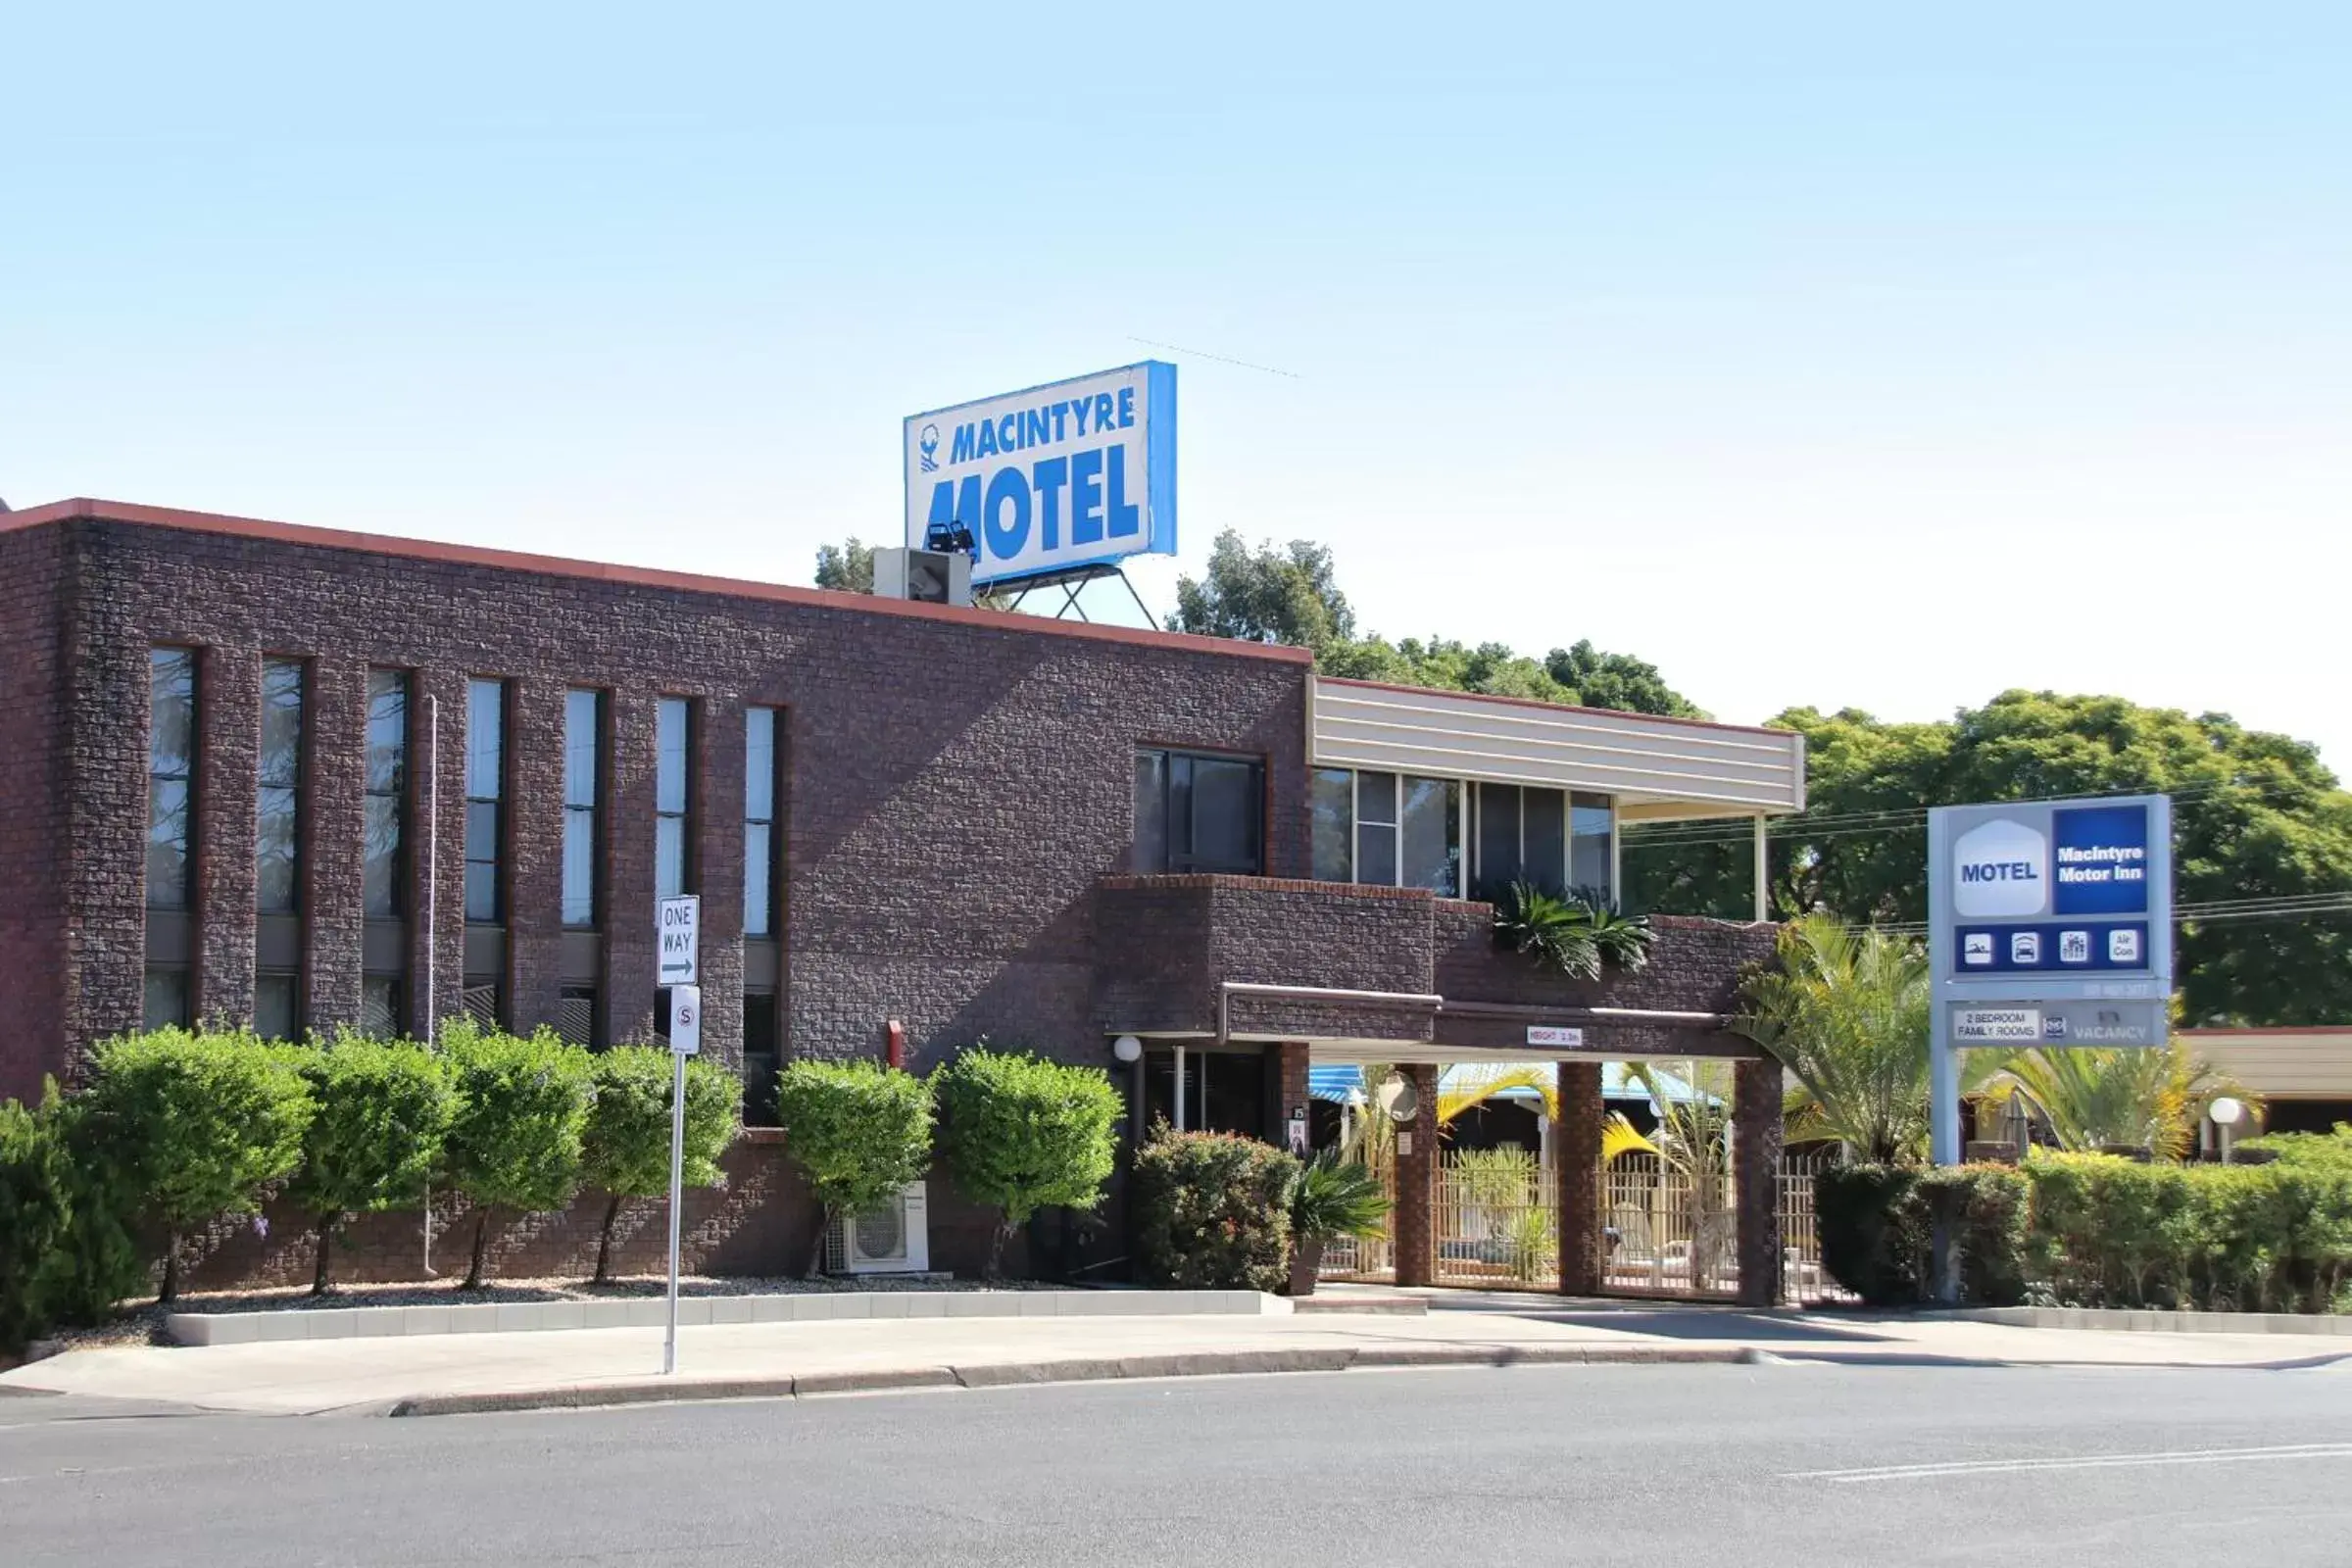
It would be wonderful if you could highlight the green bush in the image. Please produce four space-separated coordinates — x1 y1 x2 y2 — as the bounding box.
1 1092 73 1348
933 1049 1123 1280
283 1036 457 1297
581 1048 742 1283
774 1058 933 1276
23 1089 147 1332
80 1028 316 1301
1133 1126 1298 1293
2023 1152 2352 1312
1815 1162 2028 1307
440 1020 595 1289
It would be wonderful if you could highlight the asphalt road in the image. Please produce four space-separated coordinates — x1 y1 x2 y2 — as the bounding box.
6 1362 2350 1566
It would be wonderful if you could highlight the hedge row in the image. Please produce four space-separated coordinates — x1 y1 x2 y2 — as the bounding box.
1816 1132 2352 1313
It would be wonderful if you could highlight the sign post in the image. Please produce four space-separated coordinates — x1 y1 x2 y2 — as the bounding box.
657 896 701 1376
1928 795 2174 1167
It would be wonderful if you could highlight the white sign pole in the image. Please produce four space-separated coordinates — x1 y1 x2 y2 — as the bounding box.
664 1029 687 1377
657 895 701 1378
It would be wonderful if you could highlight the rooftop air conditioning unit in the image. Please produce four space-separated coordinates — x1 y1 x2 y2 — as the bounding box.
870 547 972 608
826 1180 931 1275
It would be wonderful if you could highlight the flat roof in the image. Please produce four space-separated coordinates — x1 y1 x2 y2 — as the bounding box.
0 497 1314 666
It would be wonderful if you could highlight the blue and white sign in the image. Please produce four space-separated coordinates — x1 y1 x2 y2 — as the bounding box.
904 362 1178 587
1927 794 2175 1166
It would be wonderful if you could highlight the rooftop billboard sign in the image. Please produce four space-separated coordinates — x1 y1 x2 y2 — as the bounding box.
904 362 1177 588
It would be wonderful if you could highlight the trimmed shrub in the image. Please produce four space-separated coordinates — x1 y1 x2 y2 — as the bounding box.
581 1048 742 1283
283 1037 458 1296
1133 1126 1299 1293
79 1028 315 1301
1 1092 72 1348
440 1020 595 1290
933 1049 1123 1280
24 1089 147 1333
1815 1162 2028 1307
2023 1152 2352 1312
774 1058 933 1276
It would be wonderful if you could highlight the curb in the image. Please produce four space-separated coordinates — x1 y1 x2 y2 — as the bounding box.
384 1344 1756 1416
1933 1306 2352 1339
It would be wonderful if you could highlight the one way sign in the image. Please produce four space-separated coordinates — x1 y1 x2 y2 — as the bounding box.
657 895 700 986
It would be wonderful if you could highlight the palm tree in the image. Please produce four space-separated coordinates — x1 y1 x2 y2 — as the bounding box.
1980 1040 2244 1161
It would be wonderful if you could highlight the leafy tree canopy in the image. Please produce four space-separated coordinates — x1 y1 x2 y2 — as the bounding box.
814 537 876 594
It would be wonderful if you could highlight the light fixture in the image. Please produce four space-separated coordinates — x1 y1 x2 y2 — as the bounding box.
1111 1034 1144 1064
2209 1096 2244 1127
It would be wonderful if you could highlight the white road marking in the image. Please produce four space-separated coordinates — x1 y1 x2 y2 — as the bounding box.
1787 1443 2352 1483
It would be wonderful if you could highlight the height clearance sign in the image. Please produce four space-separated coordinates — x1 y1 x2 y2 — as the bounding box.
1926 795 2174 1163
904 362 1177 587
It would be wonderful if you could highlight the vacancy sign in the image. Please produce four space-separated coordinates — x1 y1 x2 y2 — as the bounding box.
658 895 701 986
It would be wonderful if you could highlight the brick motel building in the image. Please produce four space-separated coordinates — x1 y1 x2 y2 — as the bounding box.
0 498 1810 1301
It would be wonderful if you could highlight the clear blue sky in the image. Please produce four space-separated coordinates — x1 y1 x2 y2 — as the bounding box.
7 5 2347 771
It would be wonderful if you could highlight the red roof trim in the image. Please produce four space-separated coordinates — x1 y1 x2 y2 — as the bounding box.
1316 675 1791 739
0 498 1313 665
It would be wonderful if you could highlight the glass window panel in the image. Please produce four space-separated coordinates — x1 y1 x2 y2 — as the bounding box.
1357 822 1397 888
564 690 600 808
1167 759 1193 863
465 861 498 924
259 660 303 788
563 809 596 926
745 708 776 822
464 799 500 863
1132 751 1167 872
744 822 773 938
1310 768 1353 882
656 815 685 902
365 670 407 795
360 974 402 1039
556 987 597 1048
254 973 299 1042
257 786 299 913
1476 783 1521 901
1356 770 1397 826
143 967 190 1031
462 981 501 1032
1400 775 1459 896
1523 788 1567 897
742 992 780 1127
466 679 504 802
149 650 195 776
1185 757 1260 874
1571 792 1614 904
656 698 689 814
146 778 191 908
364 794 403 917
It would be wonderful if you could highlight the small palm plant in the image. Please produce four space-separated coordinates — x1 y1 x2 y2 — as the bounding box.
1494 883 1653 980
1289 1151 1390 1295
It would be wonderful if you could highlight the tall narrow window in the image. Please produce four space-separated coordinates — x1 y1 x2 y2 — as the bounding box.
147 649 197 910
465 678 506 923
364 669 409 919
656 697 692 901
256 659 303 914
1355 771 1399 888
1570 792 1614 903
744 707 779 938
1310 768 1353 883
1399 775 1461 896
563 690 602 927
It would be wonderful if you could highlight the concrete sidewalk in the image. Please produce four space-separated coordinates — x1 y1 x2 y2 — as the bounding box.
5 1299 2342 1417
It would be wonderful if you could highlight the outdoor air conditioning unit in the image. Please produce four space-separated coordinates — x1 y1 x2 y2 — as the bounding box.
826 1181 931 1275
870 547 973 608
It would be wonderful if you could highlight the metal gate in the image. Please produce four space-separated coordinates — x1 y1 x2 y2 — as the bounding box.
1594 1152 1738 1297
1435 1150 1557 1287
1316 1159 1396 1283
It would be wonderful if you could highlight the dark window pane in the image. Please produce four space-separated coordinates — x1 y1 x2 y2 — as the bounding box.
1476 783 1521 901
656 816 685 902
1571 792 1613 903
656 699 689 814
1356 770 1397 826
143 967 189 1031
1133 751 1167 872
366 671 407 795
1310 768 1352 882
361 974 402 1039
257 786 299 913
149 650 195 776
744 822 773 937
254 973 299 1042
463 799 499 862
1185 757 1259 874
465 862 499 924
462 980 500 1031
556 987 597 1048
466 679 504 802
1524 788 1566 897
745 708 776 822
364 794 403 917
742 992 780 1127
1358 822 1397 888
563 808 596 926
1401 775 1458 896
564 691 600 808
259 660 303 787
146 777 191 908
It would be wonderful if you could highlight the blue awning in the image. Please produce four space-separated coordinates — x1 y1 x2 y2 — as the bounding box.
1305 1062 1716 1107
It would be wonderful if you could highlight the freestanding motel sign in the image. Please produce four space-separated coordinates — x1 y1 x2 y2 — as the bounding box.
1927 795 2174 1168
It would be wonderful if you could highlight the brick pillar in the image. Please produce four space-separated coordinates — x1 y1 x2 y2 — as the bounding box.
505 679 566 1033
195 644 261 1028
1557 1059 1603 1296
603 689 660 1044
1734 1055 1786 1308
302 657 368 1033
1392 1063 1439 1287
1266 1043 1310 1150
412 668 470 1039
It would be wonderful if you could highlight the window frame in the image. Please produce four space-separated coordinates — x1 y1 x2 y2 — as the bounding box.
363 667 411 920
562 688 605 930
1133 746 1266 877
464 676 509 924
655 696 695 902
146 647 199 912
256 656 305 917
744 706 781 940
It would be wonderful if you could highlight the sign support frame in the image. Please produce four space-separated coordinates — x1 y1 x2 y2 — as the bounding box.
655 895 701 1378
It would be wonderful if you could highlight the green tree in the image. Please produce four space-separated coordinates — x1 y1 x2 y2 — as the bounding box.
773 1059 934 1276
814 537 876 594
1982 1040 2239 1162
1544 640 1702 718
1170 530 1356 651
80 1029 315 1302
440 1021 596 1290
580 1048 742 1284
284 1037 457 1296
932 1048 1123 1280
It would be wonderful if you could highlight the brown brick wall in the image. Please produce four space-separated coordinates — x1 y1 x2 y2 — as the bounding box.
1733 1055 1787 1308
1392 1064 1440 1287
0 526 70 1102
1556 1059 1604 1295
